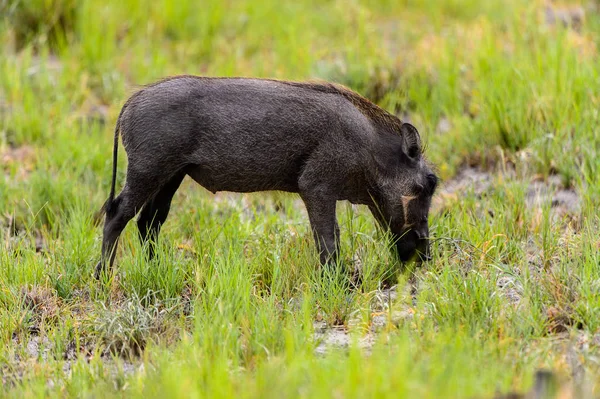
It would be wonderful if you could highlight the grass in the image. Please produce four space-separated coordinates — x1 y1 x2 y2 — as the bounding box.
1 0 600 397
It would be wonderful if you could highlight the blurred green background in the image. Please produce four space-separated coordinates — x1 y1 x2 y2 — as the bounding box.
2 1 600 397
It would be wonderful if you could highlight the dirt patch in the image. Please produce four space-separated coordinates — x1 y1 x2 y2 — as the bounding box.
313 311 416 355
210 191 305 223
4 335 137 389
544 4 585 31
433 166 582 310
493 369 569 399
78 102 110 128
546 306 582 335
25 55 64 78
313 285 416 354
1 145 36 180
526 175 580 221
496 275 523 305
436 167 492 202
314 325 375 355
434 167 581 222
19 286 62 334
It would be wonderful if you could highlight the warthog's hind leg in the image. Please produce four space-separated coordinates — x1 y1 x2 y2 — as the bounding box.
95 171 172 279
136 172 185 259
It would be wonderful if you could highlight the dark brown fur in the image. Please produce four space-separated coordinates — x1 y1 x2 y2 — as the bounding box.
138 76 403 132
95 76 437 278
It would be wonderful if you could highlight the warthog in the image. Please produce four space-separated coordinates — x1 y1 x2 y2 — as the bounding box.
95 76 438 277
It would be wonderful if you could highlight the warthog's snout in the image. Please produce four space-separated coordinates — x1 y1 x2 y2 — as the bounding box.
395 222 431 263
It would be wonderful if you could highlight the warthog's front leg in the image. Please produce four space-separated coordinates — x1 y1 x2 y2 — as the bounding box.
300 193 340 266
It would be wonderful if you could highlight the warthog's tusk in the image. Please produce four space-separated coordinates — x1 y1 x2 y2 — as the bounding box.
401 195 417 230
401 195 416 215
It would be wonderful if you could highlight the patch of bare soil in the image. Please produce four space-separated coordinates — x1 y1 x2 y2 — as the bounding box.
4 334 138 388
435 167 492 203
78 102 110 127
526 174 580 223
314 323 375 355
209 191 305 224
432 166 582 310
1 145 36 180
434 167 581 223
492 369 572 399
3 288 163 387
545 306 582 335
20 286 61 334
313 285 417 355
496 276 523 305
314 165 583 353
544 3 585 31
25 55 63 78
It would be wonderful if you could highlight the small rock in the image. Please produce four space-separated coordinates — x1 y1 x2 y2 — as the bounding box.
436 118 452 134
371 314 387 332
26 338 39 358
545 5 584 31
552 189 580 213
438 167 492 197
86 104 110 126
314 327 375 355
313 321 327 334
546 306 580 334
391 310 414 326
35 234 44 253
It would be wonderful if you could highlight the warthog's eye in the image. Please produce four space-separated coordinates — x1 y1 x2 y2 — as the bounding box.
414 173 437 197
414 183 425 195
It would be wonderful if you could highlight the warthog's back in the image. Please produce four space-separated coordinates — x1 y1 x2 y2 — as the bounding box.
119 76 375 193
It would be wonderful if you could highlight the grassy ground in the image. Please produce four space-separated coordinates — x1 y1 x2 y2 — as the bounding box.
1 0 600 397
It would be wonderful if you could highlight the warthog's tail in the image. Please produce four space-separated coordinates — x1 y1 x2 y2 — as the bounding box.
105 114 121 214
94 104 127 224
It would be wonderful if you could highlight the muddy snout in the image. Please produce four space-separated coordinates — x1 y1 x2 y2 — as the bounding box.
395 226 431 263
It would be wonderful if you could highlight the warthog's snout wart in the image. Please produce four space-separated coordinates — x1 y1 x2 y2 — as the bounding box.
95 76 438 277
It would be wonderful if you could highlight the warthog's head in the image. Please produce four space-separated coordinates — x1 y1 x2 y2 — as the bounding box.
370 123 438 263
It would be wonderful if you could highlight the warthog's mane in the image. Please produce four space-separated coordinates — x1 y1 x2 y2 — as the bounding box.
277 80 404 134
130 75 404 134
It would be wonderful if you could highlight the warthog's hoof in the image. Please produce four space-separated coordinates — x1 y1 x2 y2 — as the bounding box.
94 261 104 280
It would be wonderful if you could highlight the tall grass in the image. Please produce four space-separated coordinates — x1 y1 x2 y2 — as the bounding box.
2 0 600 397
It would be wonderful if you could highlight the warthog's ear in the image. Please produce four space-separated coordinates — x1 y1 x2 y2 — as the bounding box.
400 123 421 159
